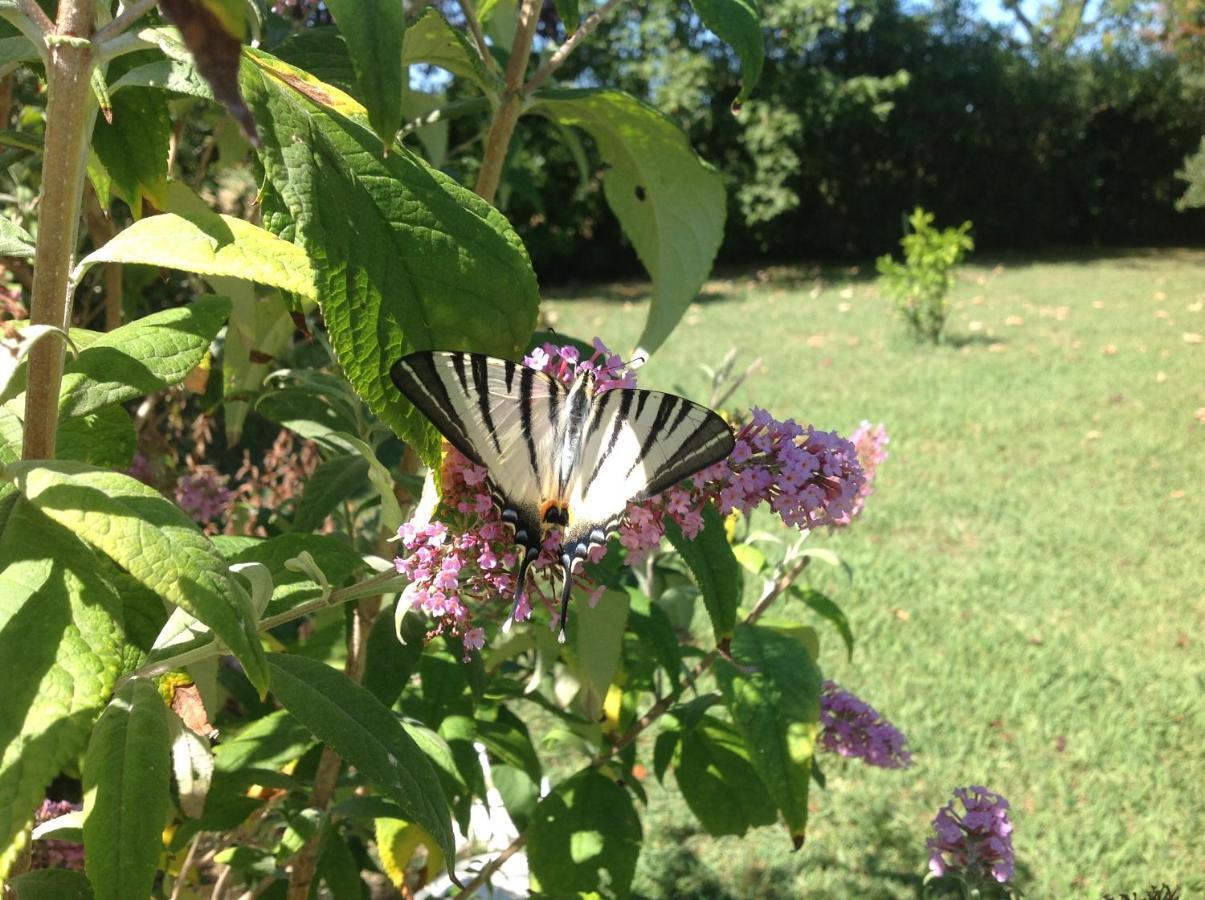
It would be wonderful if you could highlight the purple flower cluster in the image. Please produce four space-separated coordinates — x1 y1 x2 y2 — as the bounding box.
927 785 1016 884
394 339 883 653
818 681 911 768
30 799 83 870
174 464 234 524
840 420 889 524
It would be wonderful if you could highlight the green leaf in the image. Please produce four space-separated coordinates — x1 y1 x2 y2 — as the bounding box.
688 0 764 108
5 869 94 899
401 89 448 168
82 679 172 900
58 295 231 418
275 28 358 96
714 623 822 846
627 588 681 687
218 279 293 444
291 454 370 533
792 586 854 661
362 602 424 708
403 8 492 92
326 433 403 532
243 50 539 467
317 824 363 898
265 652 455 867
664 502 740 643
324 0 405 151
111 57 215 100
476 708 542 783
0 502 124 881
554 0 580 33
530 89 725 356
90 89 171 214
527 768 642 899
4 462 269 695
0 215 34 258
566 588 629 721
213 708 313 774
75 212 316 300
221 533 367 614
675 714 777 837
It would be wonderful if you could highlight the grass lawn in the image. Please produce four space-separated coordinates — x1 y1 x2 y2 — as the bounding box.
543 249 1205 898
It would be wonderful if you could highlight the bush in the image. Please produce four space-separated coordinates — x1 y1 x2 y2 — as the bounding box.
876 207 974 344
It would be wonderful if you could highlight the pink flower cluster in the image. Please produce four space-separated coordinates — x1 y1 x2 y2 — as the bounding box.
30 799 83 871
394 339 884 654
840 421 889 523
818 681 911 769
174 464 234 524
927 785 1016 884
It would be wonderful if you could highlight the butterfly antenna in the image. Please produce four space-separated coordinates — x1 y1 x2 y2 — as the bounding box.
557 553 574 644
504 546 539 633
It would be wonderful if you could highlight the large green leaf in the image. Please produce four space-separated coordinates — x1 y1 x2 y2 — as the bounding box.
242 50 539 467
75 212 317 300
60 295 231 418
216 277 294 444
688 0 764 108
675 714 777 837
0 501 124 883
527 768 642 899
212 708 313 774
714 623 822 846
90 89 171 214
324 0 405 150
0 405 136 472
664 502 740 643
0 297 231 414
792 585 854 662
403 8 492 92
4 462 269 695
265 652 455 866
291 453 370 533
530 89 725 356
566 588 629 720
82 679 172 900
5 869 94 899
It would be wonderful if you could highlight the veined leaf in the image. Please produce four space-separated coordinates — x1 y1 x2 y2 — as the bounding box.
275 28 357 96
530 89 725 356
291 453 370 534
527 768 642 899
715 623 822 847
212 708 312 774
403 8 492 92
59 295 231 418
0 501 124 883
324 0 406 151
243 50 539 468
90 89 171 215
3 869 94 898
689 0 764 108
664 502 740 643
3 462 269 695
82 679 172 900
265 653 456 867
0 216 34 258
675 714 777 837
75 212 316 300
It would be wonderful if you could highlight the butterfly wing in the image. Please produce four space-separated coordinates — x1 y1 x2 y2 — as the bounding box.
390 352 565 568
562 387 735 561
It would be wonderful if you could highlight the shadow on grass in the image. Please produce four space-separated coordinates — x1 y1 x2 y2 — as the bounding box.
942 333 1008 349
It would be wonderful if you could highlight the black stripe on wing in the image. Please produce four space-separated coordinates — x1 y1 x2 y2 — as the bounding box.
390 352 486 467
636 395 735 499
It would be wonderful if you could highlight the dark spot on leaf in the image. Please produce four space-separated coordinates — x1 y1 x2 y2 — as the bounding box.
248 349 273 364
731 99 744 115
634 185 647 201
157 0 259 146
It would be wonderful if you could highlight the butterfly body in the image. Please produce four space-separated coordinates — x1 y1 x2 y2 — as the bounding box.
390 350 734 639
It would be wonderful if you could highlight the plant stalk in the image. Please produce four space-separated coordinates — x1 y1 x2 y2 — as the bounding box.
525 0 628 94
21 0 96 460
473 0 541 203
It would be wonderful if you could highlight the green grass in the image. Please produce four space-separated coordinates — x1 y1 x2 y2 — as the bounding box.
544 249 1205 898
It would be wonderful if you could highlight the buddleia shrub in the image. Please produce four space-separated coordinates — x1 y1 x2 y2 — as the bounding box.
877 207 974 344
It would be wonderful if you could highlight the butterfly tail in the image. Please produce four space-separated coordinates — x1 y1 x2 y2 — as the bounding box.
556 553 575 644
503 546 540 633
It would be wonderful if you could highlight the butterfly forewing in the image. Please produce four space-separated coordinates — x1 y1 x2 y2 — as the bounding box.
390 352 566 530
565 387 735 551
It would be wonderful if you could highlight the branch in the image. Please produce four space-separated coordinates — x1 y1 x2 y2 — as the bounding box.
452 834 528 899
455 0 502 79
20 0 96 460
473 0 541 202
92 0 158 46
14 0 52 37
525 0 627 94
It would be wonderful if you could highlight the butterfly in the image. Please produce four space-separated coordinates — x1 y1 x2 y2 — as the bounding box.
390 350 735 640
